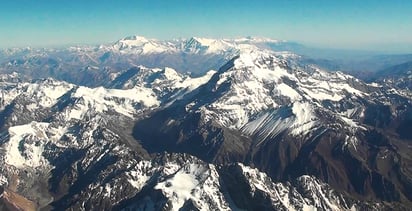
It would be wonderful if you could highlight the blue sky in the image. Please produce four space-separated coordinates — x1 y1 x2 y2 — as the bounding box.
1 0 412 52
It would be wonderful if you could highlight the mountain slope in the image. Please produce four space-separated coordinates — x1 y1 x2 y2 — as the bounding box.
0 76 387 210
133 49 412 207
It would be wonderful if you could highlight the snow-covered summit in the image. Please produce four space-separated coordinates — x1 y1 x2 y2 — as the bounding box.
111 35 176 54
123 35 150 42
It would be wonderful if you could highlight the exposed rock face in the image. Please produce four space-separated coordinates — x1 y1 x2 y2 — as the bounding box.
0 187 37 211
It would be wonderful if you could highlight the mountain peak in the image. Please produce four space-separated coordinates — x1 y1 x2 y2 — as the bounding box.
122 35 150 42
183 37 235 54
188 37 218 46
234 36 281 43
116 35 151 47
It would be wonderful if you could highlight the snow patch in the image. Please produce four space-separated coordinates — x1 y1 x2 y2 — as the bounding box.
155 164 203 211
234 52 257 68
275 83 301 101
156 170 198 210
174 70 216 91
4 122 50 168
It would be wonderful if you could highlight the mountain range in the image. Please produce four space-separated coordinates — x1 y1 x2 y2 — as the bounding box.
0 36 411 210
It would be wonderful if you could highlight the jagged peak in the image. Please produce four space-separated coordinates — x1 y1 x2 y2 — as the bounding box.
234 50 273 67
187 37 218 46
182 37 236 54
230 49 297 70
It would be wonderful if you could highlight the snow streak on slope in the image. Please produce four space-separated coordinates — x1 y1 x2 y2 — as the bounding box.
290 102 317 136
241 102 317 143
242 108 295 145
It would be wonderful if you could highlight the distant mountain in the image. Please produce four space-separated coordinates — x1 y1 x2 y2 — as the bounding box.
277 47 412 76
368 61 412 90
2 36 411 88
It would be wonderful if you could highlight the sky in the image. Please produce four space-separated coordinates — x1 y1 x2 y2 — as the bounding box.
1 0 412 53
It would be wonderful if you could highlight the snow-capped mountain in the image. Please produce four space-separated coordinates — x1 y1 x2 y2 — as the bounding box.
134 48 373 155
0 36 411 210
109 35 178 54
133 48 412 209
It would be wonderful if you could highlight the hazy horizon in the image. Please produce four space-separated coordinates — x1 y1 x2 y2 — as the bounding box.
1 0 412 53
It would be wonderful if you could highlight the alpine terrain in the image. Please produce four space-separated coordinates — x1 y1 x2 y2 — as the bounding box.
0 36 411 210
